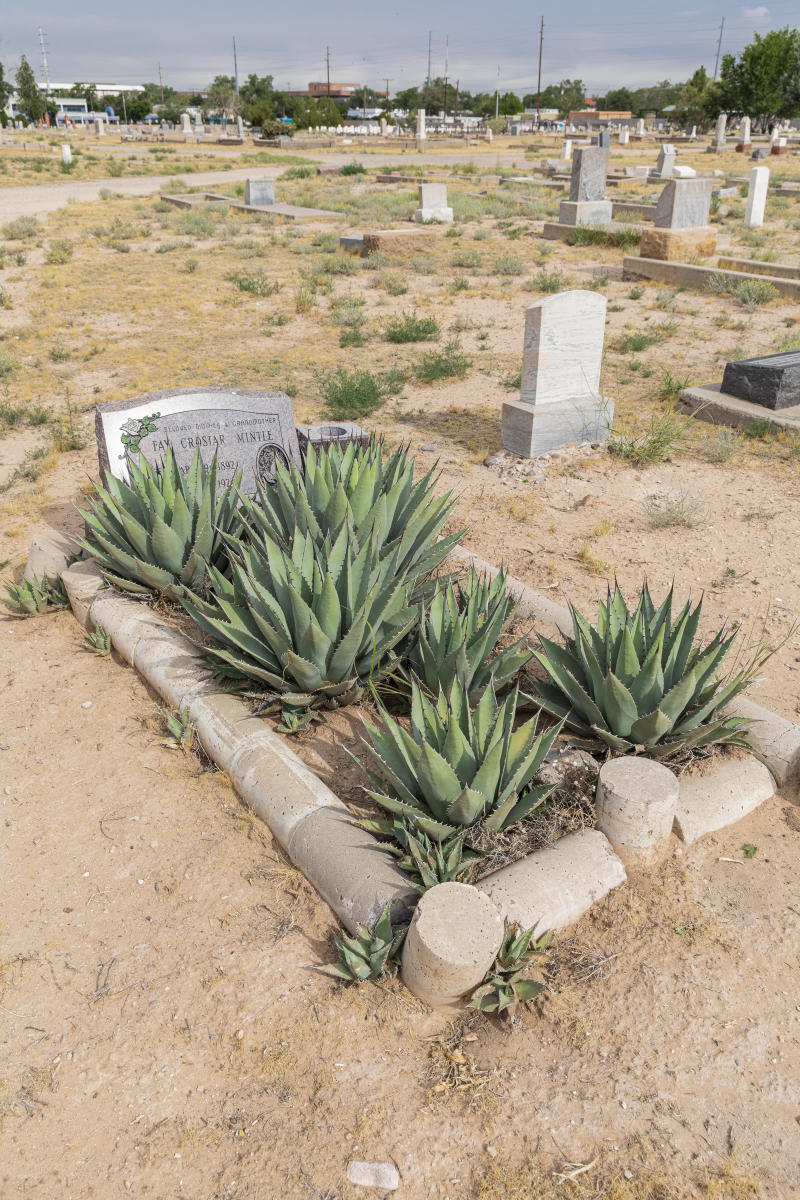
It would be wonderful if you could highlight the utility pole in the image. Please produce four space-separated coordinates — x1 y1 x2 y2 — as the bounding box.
495 65 500 121
443 76 448 115
454 79 460 121
233 36 239 95
38 28 51 96
158 62 164 103
326 46 331 99
427 31 432 90
714 16 725 80
536 16 544 126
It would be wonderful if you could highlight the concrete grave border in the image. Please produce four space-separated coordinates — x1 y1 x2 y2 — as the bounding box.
25 530 800 1007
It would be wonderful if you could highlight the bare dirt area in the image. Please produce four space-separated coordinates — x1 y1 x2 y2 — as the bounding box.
2 138 800 1198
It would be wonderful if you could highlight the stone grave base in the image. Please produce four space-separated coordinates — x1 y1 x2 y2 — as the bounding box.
622 256 800 299
639 226 717 261
501 395 614 457
412 206 454 223
542 220 645 244
678 382 800 432
558 199 613 227
362 229 434 255
611 201 657 222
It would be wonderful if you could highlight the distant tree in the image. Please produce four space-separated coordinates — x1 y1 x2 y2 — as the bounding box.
499 91 523 115
0 63 13 112
708 27 800 129
599 86 634 112
69 82 99 111
530 79 585 118
15 55 46 121
672 66 713 129
204 75 241 124
628 80 681 117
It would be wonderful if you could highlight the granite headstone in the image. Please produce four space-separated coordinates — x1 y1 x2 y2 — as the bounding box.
721 352 800 411
95 388 301 495
654 178 712 229
569 146 609 202
244 178 275 206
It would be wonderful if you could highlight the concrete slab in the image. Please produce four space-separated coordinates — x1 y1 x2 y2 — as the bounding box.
622 256 800 299
678 382 800 431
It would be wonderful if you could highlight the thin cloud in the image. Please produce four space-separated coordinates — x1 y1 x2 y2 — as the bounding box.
742 6 770 20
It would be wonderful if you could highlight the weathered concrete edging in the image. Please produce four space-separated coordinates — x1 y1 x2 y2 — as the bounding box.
622 255 800 299
679 382 800 433
24 530 800 1006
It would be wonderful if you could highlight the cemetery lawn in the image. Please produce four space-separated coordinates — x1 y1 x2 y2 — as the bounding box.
1 141 799 1197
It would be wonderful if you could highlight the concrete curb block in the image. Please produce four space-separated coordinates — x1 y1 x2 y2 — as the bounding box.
89 593 174 665
401 883 504 1010
476 829 627 938
674 754 777 844
23 528 75 584
596 756 679 870
61 560 105 628
131 628 215 712
727 697 800 788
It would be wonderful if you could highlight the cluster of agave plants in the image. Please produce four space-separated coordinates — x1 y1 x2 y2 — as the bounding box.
67 437 762 870
3 436 764 1005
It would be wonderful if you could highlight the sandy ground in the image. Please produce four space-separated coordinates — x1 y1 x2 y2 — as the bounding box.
1 137 800 1198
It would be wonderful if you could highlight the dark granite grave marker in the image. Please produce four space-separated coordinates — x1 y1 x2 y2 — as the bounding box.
96 387 301 495
721 351 800 410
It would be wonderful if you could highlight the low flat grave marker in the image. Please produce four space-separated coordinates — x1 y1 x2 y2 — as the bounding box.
721 351 800 410
95 388 301 495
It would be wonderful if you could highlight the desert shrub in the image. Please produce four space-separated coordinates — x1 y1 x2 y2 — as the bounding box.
451 247 483 269
2 216 38 240
414 338 472 383
385 311 439 343
493 252 525 276
340 163 366 175
320 365 406 418
225 268 281 296
45 239 73 265
608 406 692 466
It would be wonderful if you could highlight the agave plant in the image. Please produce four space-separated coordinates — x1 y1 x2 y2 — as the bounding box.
239 440 464 585
85 622 112 655
361 678 561 840
318 904 405 982
402 567 531 698
181 525 418 707
4 573 69 616
78 448 242 599
470 921 552 1016
531 582 757 760
377 817 474 894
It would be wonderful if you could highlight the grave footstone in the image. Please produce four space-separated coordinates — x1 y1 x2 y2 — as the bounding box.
559 146 612 226
95 388 301 496
244 178 275 206
61 144 72 165
672 164 696 178
501 291 613 457
721 352 800 410
413 182 453 223
745 165 770 228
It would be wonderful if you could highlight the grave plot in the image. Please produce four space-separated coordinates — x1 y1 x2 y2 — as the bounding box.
11 374 799 1013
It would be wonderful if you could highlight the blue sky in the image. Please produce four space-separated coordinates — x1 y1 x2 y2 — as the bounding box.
1 2 796 96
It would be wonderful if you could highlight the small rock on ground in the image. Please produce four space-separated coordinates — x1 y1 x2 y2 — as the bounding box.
346 1160 400 1190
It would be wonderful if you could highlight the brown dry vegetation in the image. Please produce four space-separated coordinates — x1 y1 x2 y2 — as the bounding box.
1 134 800 1199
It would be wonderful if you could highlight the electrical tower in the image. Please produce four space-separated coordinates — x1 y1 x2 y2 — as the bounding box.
38 27 51 95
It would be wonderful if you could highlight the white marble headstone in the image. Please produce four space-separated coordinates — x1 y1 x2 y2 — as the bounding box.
520 291 606 407
745 165 769 228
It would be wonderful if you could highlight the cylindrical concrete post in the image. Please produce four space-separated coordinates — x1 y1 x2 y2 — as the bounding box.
401 882 504 1010
596 756 679 870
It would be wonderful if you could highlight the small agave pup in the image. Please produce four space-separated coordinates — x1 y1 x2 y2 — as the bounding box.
361 678 562 840
531 582 761 761
78 448 243 600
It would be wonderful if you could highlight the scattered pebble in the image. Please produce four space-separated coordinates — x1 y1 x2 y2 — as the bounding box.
81 700 92 709
420 443 437 452
346 1161 400 1191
